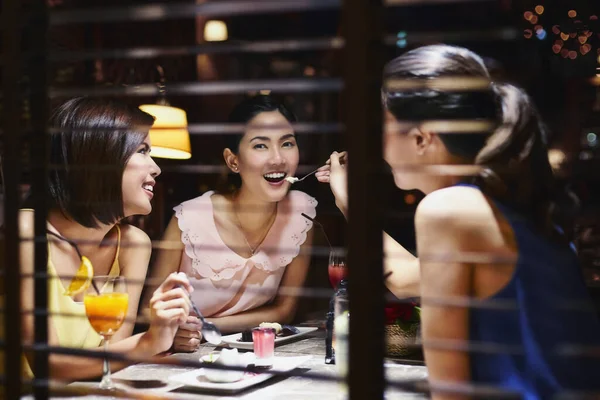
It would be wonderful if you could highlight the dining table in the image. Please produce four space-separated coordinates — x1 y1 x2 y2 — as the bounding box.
23 325 429 399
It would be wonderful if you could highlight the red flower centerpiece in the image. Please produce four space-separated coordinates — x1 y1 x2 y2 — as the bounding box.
384 300 421 357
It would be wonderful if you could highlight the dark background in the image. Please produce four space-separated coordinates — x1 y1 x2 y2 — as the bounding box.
9 0 600 318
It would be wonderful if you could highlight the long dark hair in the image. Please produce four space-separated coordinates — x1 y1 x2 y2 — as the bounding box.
382 45 574 240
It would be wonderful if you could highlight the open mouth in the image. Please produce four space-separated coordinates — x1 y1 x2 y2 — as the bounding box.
143 182 155 197
263 172 287 183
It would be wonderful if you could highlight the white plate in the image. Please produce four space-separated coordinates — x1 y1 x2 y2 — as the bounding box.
168 355 311 394
218 326 318 350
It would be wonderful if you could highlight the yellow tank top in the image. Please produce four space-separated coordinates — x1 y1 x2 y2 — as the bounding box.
0 225 121 379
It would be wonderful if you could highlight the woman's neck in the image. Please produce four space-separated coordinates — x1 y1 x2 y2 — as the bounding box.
232 187 277 233
420 175 461 195
47 209 115 254
419 153 467 194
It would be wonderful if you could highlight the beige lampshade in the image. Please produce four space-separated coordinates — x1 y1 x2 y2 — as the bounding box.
139 104 192 160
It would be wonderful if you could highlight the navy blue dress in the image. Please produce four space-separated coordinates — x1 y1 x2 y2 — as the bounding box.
462 184 600 399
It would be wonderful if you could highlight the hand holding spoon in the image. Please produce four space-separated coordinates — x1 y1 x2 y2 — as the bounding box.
178 285 222 345
286 152 347 184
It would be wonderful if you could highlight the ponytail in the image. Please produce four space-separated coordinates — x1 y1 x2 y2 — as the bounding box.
473 82 576 240
382 45 578 241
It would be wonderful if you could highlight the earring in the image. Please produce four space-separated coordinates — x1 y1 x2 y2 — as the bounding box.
232 166 239 173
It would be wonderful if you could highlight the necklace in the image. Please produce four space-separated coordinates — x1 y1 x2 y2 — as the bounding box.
232 194 277 256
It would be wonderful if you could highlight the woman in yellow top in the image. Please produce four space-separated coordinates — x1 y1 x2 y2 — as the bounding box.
14 97 193 381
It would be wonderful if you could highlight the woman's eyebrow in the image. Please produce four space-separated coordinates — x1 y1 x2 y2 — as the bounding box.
279 133 296 141
249 136 270 142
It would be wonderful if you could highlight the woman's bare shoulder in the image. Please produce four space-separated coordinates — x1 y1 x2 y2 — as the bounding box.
415 186 502 248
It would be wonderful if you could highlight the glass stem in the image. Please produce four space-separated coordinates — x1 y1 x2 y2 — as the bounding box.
99 336 114 390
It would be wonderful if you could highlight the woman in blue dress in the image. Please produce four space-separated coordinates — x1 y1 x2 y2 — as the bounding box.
317 44 600 399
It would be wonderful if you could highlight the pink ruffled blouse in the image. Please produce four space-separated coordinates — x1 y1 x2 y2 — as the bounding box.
173 190 317 317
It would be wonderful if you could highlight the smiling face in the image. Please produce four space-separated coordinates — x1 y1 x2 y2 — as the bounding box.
224 110 299 203
121 135 161 217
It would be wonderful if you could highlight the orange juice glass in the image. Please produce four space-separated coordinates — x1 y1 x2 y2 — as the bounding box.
84 292 129 336
84 276 128 390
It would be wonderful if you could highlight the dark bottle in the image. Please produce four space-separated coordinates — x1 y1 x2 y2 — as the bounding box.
325 278 348 364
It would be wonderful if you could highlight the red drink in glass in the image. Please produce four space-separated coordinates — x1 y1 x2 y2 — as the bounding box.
328 263 348 289
252 327 275 366
328 249 347 289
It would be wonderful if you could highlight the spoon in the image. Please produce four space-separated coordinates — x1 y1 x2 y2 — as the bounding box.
286 153 347 184
178 285 222 345
284 166 320 184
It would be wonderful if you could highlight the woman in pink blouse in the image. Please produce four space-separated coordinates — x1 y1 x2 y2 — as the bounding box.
145 95 317 352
